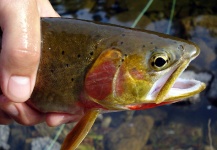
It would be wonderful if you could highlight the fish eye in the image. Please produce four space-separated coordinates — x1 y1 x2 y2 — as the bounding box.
154 57 167 67
150 53 169 70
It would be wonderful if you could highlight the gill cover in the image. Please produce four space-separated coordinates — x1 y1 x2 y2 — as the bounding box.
84 48 153 109
85 49 122 101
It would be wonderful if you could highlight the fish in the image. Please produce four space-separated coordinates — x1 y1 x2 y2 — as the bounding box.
0 18 206 149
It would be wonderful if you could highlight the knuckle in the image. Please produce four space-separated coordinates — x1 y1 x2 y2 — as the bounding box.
7 49 40 73
10 49 40 65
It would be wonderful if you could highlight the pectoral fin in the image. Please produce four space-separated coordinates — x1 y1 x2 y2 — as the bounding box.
61 109 100 150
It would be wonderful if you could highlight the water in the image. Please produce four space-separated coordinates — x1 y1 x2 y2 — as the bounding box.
3 0 217 150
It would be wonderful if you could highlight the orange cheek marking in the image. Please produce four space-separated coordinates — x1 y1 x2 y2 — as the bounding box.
129 68 144 80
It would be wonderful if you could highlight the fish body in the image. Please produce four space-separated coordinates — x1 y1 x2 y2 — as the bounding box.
29 18 204 113
19 18 205 149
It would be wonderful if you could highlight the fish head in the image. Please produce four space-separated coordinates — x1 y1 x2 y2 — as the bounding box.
85 30 206 110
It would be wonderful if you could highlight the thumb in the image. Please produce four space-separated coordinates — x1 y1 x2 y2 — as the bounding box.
0 0 40 102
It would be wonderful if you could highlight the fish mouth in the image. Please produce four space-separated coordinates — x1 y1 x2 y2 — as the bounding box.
146 60 206 104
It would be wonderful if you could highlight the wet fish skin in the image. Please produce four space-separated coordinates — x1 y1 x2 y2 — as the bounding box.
28 18 204 113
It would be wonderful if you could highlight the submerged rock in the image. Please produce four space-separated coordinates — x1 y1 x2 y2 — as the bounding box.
208 76 217 104
104 115 154 150
0 125 10 150
31 137 60 150
147 122 203 149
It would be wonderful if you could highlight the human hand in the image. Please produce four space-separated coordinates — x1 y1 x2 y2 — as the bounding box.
0 0 80 126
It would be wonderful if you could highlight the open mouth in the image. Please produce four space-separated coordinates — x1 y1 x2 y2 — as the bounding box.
145 61 206 103
164 78 205 100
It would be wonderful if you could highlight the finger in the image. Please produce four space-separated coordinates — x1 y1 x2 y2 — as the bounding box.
37 0 60 17
0 96 45 125
0 109 13 124
46 113 82 127
0 0 40 102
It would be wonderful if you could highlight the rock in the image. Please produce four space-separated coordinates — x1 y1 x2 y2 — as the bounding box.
208 76 217 103
192 37 216 69
0 125 10 150
31 137 61 150
204 145 215 150
147 122 203 149
145 19 169 33
181 15 217 69
34 123 75 143
182 15 217 36
136 108 168 122
104 115 154 150
101 116 112 129
181 70 212 84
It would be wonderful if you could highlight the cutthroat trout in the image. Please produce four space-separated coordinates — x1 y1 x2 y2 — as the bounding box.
0 18 206 149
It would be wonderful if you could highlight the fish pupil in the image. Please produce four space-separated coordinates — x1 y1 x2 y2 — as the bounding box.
155 57 166 67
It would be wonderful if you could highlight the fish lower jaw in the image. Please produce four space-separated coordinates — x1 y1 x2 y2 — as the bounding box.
145 77 206 103
163 78 206 100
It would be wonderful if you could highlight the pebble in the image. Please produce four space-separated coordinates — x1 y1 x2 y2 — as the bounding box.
104 115 154 150
31 137 61 150
208 76 217 102
0 125 10 150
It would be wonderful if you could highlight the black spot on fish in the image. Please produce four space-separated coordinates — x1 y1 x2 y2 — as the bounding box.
77 54 81 58
124 54 128 57
95 35 101 39
62 51 65 55
120 42 123 45
50 69 54 73
66 64 69 67
121 59 124 62
143 45 146 48
90 51 94 56
71 78 74 82
150 42 153 44
178 45 184 51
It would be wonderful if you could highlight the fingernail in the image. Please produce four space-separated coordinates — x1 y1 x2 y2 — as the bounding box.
8 76 31 102
55 115 75 125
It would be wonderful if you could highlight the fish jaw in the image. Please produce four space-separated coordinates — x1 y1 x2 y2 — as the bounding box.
145 60 206 104
152 44 206 104
127 45 206 110
164 78 206 101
